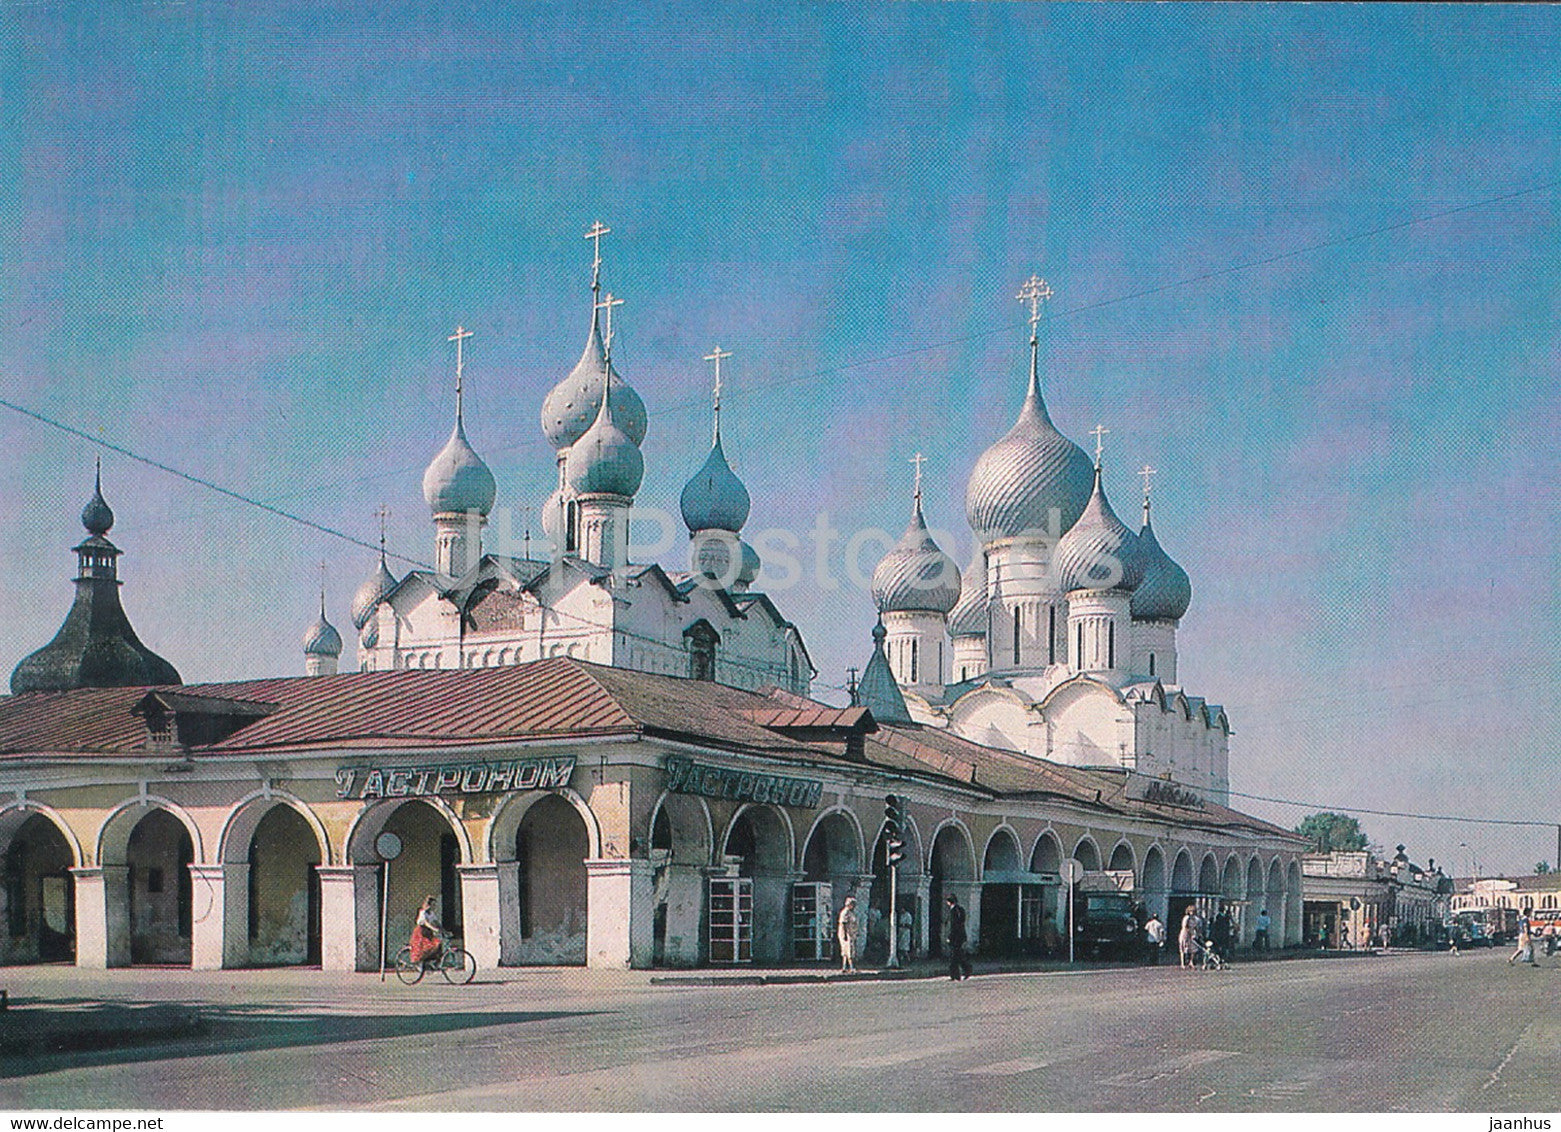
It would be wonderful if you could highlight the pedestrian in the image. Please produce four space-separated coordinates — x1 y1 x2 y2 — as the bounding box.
837 896 859 973
1507 921 1534 967
1254 908 1271 952
945 893 972 981
1178 909 1200 969
1040 911 1062 957
897 908 914 960
409 894 443 966
1212 909 1233 962
1144 912 1165 965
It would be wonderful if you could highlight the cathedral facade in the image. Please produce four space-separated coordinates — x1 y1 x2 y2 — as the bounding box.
863 280 1231 806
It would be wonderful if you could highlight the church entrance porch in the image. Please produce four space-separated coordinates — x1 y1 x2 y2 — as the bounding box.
0 810 77 964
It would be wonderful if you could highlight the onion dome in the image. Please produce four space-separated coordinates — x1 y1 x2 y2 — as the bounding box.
81 462 114 535
872 489 961 616
565 380 644 497
1131 505 1192 621
680 436 751 533
734 538 761 588
350 557 397 630
303 597 343 659
360 618 380 650
947 549 988 638
1053 466 1144 594
422 416 496 516
965 342 1093 544
541 315 648 451
855 621 912 724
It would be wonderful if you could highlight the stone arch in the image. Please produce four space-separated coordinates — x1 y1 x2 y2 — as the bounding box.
1029 829 1063 875
1142 845 1168 921
97 803 199 967
1285 859 1303 945
0 803 80 964
982 826 1024 878
510 794 592 965
1221 854 1243 900
347 795 473 867
928 820 977 958
647 791 715 967
800 807 865 878
1198 852 1220 894
487 788 602 864
0 802 83 868
721 804 797 964
218 791 331 867
1245 856 1264 904
1072 835 1102 873
926 820 977 879
345 797 473 967
1107 840 1137 874
98 797 204 868
1171 848 1195 893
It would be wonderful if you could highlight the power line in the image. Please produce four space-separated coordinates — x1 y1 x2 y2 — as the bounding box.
1221 786 1556 830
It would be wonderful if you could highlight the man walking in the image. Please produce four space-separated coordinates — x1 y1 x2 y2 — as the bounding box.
945 893 973 981
1144 912 1165 965
1254 908 1271 952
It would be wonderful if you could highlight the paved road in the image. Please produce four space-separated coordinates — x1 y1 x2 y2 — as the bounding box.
0 950 1555 1111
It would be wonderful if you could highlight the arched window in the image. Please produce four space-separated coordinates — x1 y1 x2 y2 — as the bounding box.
1149 652 1157 677
1076 623 1084 668
1048 605 1056 665
685 620 719 682
910 638 919 684
1108 620 1116 669
1012 606 1021 667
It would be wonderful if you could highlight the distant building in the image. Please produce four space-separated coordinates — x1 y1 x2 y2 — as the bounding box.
1450 874 1561 916
1301 846 1451 948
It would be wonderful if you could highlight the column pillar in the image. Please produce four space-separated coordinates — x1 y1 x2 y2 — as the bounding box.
585 857 655 969
457 864 502 972
660 863 706 967
70 866 130 969
189 863 248 970
495 860 522 966
914 875 932 957
318 864 379 972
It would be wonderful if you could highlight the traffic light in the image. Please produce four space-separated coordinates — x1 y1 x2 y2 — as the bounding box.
885 794 907 866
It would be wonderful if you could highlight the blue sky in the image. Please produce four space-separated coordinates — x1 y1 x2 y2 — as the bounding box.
2 2 1557 873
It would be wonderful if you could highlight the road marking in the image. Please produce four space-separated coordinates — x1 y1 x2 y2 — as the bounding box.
965 1058 1049 1076
1102 1049 1238 1087
843 1042 970 1069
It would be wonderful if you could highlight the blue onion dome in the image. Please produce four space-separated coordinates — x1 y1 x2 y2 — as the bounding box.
422 416 497 516
81 464 114 535
541 316 648 450
1131 510 1192 621
565 383 644 497
965 365 1094 543
734 538 761 588
872 495 962 615
350 558 398 630
680 436 751 533
1053 466 1144 594
947 549 988 638
303 603 343 658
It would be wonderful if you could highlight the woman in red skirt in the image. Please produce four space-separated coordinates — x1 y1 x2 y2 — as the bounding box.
409 895 442 965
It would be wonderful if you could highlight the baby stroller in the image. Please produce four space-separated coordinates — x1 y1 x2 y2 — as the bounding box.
1194 936 1228 971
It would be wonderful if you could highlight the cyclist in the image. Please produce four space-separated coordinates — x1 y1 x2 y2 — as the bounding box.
409 895 443 968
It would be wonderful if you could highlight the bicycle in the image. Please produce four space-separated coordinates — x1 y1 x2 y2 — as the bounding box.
394 934 478 985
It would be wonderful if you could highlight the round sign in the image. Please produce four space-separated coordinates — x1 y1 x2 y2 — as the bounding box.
375 832 403 861
1060 859 1084 885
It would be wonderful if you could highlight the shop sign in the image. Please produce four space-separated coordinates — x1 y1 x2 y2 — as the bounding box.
1142 780 1205 809
335 756 576 800
664 754 823 809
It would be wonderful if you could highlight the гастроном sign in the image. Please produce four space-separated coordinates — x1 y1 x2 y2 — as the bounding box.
664 754 823 809
335 757 576 800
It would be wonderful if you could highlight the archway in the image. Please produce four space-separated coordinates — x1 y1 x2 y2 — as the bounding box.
1 811 77 963
513 794 590 965
125 810 194 966
1072 837 1102 873
801 810 862 964
1286 860 1303 946
648 792 712 967
1266 859 1286 945
1108 841 1136 874
245 805 323 966
347 799 467 969
1166 849 1198 939
1198 853 1220 899
928 823 975 957
979 828 1027 957
721 805 793 963
1245 857 1265 946
1028 832 1066 953
1142 846 1168 924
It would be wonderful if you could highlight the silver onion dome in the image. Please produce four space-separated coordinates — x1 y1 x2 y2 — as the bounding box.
947 549 988 638
302 603 343 659
1131 510 1192 621
872 494 961 615
565 381 644 497
680 436 751 533
965 358 1093 544
350 558 397 629
422 417 497 517
1053 466 1144 594
541 315 649 451
81 463 114 536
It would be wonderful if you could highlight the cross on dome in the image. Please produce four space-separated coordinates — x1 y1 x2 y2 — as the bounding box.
584 220 611 294
704 345 732 444
1090 424 1110 468
596 292 624 361
1017 274 1054 339
375 504 390 561
448 325 473 420
909 452 927 505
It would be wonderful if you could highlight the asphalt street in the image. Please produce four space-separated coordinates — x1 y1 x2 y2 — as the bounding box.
0 949 1555 1112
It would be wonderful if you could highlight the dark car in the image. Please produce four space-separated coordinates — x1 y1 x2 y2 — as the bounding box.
1072 892 1140 960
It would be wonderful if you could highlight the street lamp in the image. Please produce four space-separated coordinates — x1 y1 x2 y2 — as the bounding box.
1458 841 1480 880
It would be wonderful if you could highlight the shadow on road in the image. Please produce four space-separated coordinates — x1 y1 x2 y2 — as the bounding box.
0 999 604 1079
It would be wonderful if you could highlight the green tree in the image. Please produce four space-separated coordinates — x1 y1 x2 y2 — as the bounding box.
1536 861 1551 875
1295 812 1368 854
